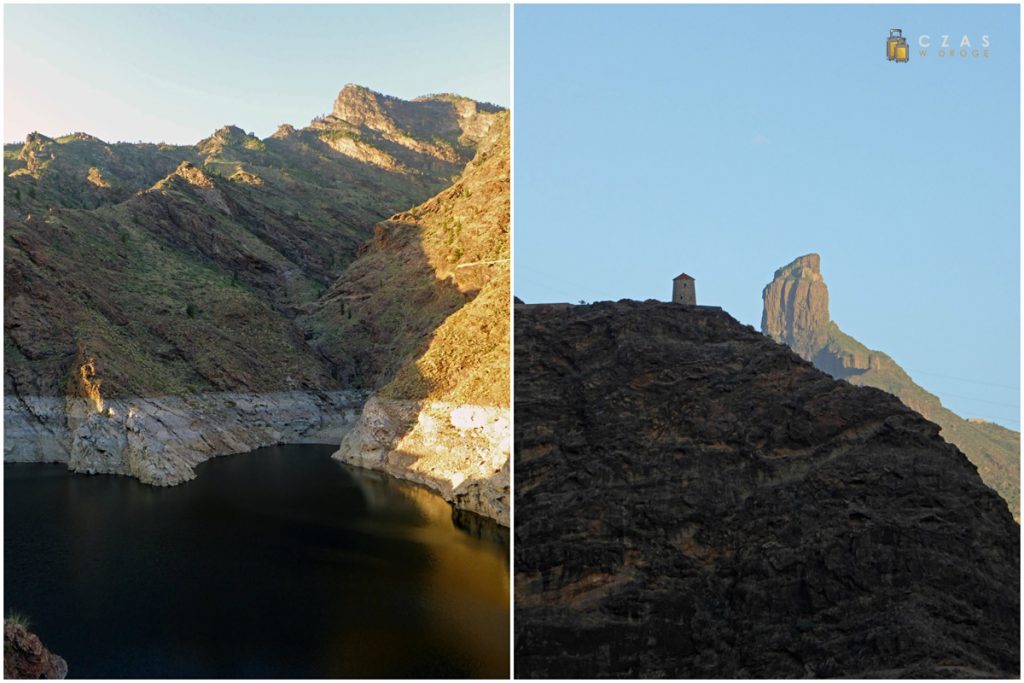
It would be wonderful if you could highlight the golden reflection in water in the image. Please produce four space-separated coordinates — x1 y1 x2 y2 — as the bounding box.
344 466 510 675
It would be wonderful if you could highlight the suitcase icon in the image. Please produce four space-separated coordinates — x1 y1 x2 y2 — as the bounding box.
887 28 909 63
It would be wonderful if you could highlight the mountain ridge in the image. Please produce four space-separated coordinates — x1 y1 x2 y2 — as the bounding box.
4 84 503 398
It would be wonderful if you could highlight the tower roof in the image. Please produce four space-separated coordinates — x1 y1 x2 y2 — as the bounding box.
673 272 694 281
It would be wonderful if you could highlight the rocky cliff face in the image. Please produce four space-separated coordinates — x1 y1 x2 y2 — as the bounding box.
762 254 1020 520
515 300 1019 678
310 84 501 179
4 621 67 679
322 113 510 525
4 85 505 494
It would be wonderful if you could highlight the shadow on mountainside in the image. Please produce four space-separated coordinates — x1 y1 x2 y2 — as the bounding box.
305 219 482 399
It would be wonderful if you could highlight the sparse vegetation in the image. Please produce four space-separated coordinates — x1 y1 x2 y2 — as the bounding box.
6 610 31 629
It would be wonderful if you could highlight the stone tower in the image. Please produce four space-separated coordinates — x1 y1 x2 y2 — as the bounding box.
672 273 696 305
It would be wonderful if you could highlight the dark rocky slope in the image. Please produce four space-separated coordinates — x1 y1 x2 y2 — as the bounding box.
763 254 1020 520
515 300 1019 678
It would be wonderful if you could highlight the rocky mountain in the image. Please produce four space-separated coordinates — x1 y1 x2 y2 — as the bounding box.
4 620 67 679
762 254 1020 520
312 113 510 524
4 85 508 517
515 300 1019 678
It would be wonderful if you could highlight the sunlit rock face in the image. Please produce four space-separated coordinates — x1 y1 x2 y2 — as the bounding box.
330 83 501 151
515 300 1019 679
334 397 509 525
761 253 830 359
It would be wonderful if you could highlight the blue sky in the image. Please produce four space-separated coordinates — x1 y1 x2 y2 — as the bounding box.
4 4 509 144
516 4 1020 429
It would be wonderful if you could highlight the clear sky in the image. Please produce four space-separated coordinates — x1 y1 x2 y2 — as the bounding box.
4 4 509 144
516 4 1020 429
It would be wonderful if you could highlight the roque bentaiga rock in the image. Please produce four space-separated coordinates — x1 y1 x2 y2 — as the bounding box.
761 253 830 359
514 300 1019 678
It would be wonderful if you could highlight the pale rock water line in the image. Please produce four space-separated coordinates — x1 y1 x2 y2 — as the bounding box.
6 390 510 525
5 390 366 485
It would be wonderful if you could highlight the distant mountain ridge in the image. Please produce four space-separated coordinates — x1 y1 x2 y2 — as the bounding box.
4 84 503 399
761 253 1020 520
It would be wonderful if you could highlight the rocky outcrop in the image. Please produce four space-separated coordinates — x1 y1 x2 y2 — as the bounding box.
4 621 67 679
5 390 364 485
313 84 502 178
762 254 1020 520
331 84 500 148
515 300 1019 678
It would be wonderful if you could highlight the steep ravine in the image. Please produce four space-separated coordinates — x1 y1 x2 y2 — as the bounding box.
515 300 1018 678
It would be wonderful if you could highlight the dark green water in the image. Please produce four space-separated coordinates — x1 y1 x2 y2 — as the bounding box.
4 444 509 678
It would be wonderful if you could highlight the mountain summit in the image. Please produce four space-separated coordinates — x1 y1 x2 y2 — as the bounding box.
761 254 1020 519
